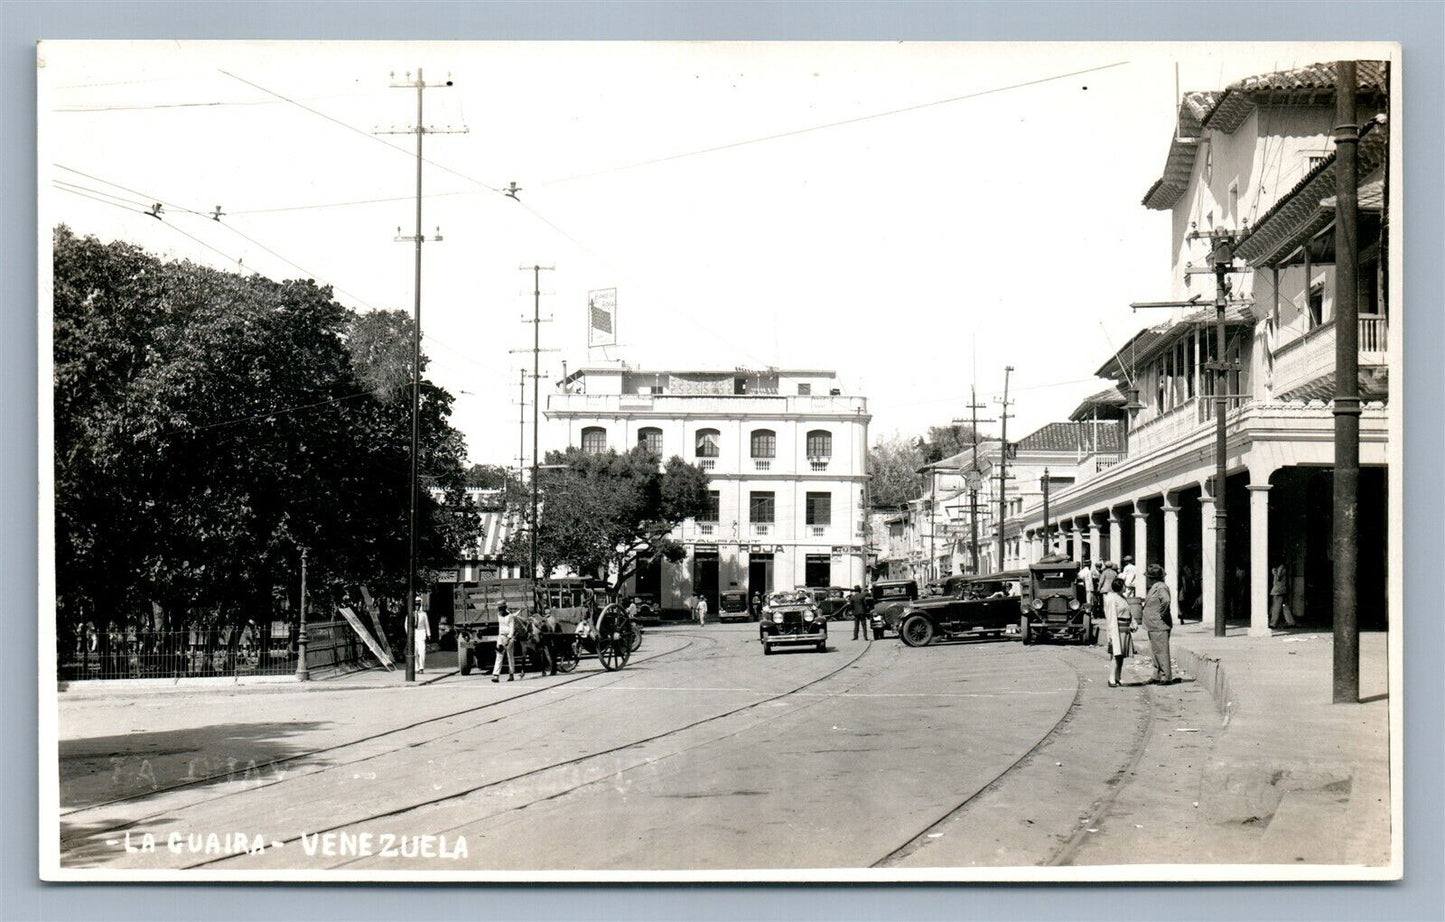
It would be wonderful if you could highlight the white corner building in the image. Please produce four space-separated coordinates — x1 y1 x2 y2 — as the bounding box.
545 366 871 614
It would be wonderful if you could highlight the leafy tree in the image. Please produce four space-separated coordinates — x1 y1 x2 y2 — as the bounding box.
920 424 978 464
503 445 710 590
464 463 511 490
868 434 925 508
51 227 480 652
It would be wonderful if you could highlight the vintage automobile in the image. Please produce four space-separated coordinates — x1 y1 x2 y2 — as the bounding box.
808 586 851 621
867 579 919 640
627 593 663 626
717 589 751 623
758 589 827 654
1019 556 1095 645
963 569 1029 602
894 589 1022 647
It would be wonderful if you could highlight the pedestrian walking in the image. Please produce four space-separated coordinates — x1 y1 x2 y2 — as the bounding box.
849 585 869 640
751 591 762 620
686 592 698 624
1140 563 1175 684
491 601 520 682
1103 577 1133 687
413 594 431 673
1120 555 1140 599
1269 561 1296 628
695 594 708 626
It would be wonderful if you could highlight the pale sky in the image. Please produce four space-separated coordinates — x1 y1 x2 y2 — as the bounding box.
40 40 1356 465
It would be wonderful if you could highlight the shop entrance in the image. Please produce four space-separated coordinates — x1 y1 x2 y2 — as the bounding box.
748 553 774 598
693 549 720 613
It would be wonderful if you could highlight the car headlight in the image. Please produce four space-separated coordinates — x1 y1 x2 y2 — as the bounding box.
1032 598 1044 610
772 612 784 624
1068 599 1081 611
803 610 815 622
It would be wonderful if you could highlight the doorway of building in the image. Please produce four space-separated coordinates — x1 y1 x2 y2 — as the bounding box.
748 553 774 600
694 549 720 614
804 554 831 588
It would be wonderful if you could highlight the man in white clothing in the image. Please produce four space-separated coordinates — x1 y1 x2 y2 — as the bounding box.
413 595 431 673
1120 555 1141 599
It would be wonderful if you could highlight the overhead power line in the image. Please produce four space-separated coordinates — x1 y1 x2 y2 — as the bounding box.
536 59 1130 187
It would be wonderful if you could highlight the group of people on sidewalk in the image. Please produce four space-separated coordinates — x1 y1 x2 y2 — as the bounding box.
1097 564 1180 689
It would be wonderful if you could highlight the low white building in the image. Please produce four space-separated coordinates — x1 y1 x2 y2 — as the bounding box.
545 366 871 614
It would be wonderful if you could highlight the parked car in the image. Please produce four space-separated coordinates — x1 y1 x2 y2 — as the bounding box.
759 589 827 654
627 593 663 625
894 592 1022 647
867 579 918 640
718 589 751 623
808 586 851 621
963 570 1029 602
1019 556 1095 645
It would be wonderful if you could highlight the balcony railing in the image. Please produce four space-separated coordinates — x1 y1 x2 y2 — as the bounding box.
753 459 772 471
698 458 716 471
1272 316 1387 399
753 523 771 536
808 457 830 471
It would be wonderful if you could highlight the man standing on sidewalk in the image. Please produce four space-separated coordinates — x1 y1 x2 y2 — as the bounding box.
413 594 431 674
696 594 708 626
1140 563 1175 684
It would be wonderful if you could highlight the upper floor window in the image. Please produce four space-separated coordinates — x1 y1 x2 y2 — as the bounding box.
805 429 832 459
1307 284 1324 328
750 429 776 459
805 492 831 526
637 427 663 456
695 428 720 458
581 426 607 455
749 491 776 524
698 490 720 523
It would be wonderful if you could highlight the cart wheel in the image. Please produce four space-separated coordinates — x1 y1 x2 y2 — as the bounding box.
900 614 934 648
597 606 631 672
554 639 579 674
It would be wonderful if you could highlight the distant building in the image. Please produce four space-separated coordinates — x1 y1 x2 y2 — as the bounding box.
545 366 871 613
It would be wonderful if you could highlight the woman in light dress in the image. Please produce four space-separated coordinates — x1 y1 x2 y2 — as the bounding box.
1103 577 1133 688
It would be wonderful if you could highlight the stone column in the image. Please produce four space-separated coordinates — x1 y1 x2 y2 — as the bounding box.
1070 522 1085 563
1108 512 1123 566
1199 489 1216 629
1088 516 1103 566
1132 501 1149 599
1247 482 1273 637
1162 495 1180 620
1028 531 1043 564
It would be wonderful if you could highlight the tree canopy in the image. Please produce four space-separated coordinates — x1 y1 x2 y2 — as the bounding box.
52 226 480 635
503 445 710 590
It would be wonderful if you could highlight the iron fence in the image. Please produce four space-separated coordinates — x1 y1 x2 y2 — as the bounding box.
59 625 296 681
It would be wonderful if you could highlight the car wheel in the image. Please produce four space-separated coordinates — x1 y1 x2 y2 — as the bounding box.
816 639 826 653
1020 616 1033 645
762 642 773 655
900 615 934 648
458 645 473 676
872 627 883 640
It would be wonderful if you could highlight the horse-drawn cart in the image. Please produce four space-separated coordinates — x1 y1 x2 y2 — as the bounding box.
452 578 638 676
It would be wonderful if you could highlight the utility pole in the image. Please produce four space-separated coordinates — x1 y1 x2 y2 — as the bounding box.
516 368 527 489
379 68 465 684
1332 59 1361 703
995 366 1014 572
954 389 995 576
1041 468 1051 555
295 547 309 681
512 264 557 585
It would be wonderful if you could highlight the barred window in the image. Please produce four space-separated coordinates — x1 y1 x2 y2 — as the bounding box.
805 492 831 526
750 429 776 459
695 428 720 458
805 429 832 459
749 491 775 524
581 426 607 455
637 427 663 456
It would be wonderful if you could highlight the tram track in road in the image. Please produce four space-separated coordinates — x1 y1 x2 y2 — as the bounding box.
58 634 712 850
871 645 1157 869
189 636 883 870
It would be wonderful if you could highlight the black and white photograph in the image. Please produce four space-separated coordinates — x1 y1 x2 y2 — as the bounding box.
39 39 1403 881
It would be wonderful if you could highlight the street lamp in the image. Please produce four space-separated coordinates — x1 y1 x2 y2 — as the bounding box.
295 547 309 681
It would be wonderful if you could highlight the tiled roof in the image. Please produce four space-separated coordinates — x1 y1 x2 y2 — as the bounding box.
1095 304 1255 381
1068 385 1127 421
1144 61 1388 209
1141 91 1218 210
1203 61 1389 133
1235 115 1389 266
1016 420 1124 455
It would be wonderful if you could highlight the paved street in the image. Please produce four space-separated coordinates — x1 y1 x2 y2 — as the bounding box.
57 622 1383 874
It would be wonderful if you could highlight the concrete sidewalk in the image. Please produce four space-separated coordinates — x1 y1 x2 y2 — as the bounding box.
1166 625 1394 867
